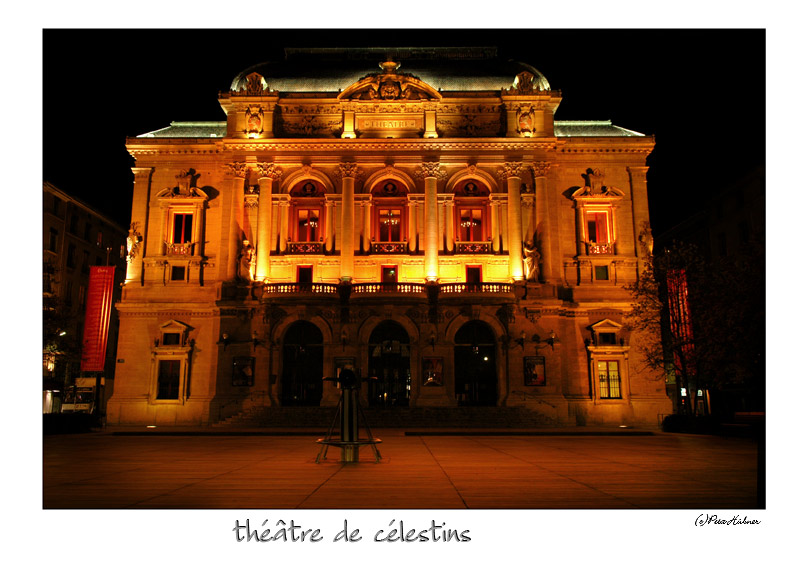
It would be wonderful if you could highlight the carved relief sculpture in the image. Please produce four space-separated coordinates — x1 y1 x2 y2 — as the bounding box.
245 106 264 136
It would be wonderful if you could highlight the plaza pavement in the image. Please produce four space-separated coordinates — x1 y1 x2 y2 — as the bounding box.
42 428 760 509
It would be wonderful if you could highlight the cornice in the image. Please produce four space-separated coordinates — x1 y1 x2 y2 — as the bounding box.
222 138 560 153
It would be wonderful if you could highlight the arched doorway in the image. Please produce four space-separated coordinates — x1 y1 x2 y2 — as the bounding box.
281 321 324 406
454 320 497 406
367 321 411 407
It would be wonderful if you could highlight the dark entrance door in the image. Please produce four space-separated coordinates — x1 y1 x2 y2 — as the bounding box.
368 320 411 407
281 321 324 406
454 320 497 406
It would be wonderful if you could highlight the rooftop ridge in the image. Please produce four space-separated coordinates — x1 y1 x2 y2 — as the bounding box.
284 46 498 61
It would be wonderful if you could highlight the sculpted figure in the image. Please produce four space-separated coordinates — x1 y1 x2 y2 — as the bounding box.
523 241 541 282
238 239 255 281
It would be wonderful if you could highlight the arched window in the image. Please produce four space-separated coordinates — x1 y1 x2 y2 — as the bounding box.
453 180 492 253
371 180 408 253
288 180 326 253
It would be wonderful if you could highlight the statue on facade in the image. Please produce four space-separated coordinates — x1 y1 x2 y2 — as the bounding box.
238 239 255 282
126 222 143 263
583 168 606 194
523 240 541 282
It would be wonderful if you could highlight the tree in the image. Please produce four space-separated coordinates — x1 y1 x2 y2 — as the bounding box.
625 236 765 417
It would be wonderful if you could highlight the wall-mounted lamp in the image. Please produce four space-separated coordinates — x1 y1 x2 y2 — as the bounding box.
252 331 262 351
220 332 230 349
531 330 557 351
516 330 527 350
429 330 436 350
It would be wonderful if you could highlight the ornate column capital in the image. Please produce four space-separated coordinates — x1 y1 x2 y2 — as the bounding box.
335 162 362 180
226 162 249 178
498 162 524 180
530 161 553 177
256 162 283 180
415 162 447 180
627 166 650 181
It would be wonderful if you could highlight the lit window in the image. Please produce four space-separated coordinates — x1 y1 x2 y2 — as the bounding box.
377 208 402 242
172 213 193 244
597 360 621 399
458 208 484 241
296 209 320 242
96 230 103 247
586 211 609 243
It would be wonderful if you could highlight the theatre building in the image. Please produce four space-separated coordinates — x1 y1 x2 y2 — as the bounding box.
107 47 669 427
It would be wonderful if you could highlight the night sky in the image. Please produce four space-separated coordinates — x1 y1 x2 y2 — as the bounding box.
43 29 764 235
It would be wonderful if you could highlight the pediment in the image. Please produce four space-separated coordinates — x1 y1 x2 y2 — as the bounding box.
338 61 441 102
589 319 623 332
160 320 192 333
572 185 625 200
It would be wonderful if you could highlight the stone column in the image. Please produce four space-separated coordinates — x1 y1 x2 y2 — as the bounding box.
255 163 282 281
531 162 554 279
337 163 360 282
501 162 525 280
407 197 417 253
418 162 446 282
324 198 337 253
491 199 501 253
224 162 248 281
278 198 289 254
362 199 372 253
125 167 152 284
444 199 455 253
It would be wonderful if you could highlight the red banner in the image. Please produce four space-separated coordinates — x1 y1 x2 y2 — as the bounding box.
81 266 116 372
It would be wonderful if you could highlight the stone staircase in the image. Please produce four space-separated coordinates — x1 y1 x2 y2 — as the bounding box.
212 405 554 429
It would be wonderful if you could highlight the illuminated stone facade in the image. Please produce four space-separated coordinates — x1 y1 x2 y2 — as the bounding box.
107 48 669 426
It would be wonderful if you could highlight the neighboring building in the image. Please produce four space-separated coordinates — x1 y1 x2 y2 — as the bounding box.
657 165 765 416
107 47 669 427
43 182 127 413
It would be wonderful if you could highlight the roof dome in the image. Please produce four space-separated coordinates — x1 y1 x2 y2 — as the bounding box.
229 47 552 93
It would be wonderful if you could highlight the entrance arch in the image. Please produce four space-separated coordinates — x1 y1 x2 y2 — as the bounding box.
454 320 497 406
281 320 324 406
367 320 411 407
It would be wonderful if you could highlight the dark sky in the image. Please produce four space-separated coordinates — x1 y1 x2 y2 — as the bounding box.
42 29 764 234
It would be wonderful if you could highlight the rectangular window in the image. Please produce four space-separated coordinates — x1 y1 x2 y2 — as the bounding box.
378 208 402 242
296 209 319 242
66 244 76 268
171 265 186 281
597 360 621 399
594 265 609 280
157 359 181 399
96 230 103 247
162 333 180 346
65 281 73 305
598 332 617 345
172 213 193 244
586 212 609 243
48 228 59 252
458 208 484 242
53 196 62 216
81 250 90 274
69 214 78 235
84 222 92 242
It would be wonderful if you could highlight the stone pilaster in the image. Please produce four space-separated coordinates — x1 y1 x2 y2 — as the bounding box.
500 162 525 280
255 163 282 281
337 163 360 281
224 162 248 281
417 162 447 282
125 167 152 285
407 197 418 253
627 166 651 258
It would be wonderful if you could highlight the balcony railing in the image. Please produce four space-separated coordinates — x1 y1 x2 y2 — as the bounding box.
371 242 408 254
287 242 325 254
263 283 339 294
166 242 194 255
587 241 614 255
353 282 427 294
455 241 492 254
440 282 513 294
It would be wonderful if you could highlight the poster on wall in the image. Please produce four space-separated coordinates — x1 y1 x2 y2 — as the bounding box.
422 357 443 386
524 356 546 386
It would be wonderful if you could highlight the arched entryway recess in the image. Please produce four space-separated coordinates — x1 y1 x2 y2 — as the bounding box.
367 320 411 407
454 320 498 406
281 320 324 406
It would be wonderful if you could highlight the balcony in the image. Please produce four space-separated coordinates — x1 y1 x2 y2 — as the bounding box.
287 242 325 254
371 242 408 254
587 241 614 255
166 242 194 255
455 241 492 254
440 282 513 294
263 283 339 295
353 282 427 295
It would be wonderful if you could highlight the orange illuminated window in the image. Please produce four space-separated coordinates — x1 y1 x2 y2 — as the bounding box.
586 211 610 243
377 208 403 242
597 360 621 399
458 208 485 241
295 209 320 242
172 213 193 244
